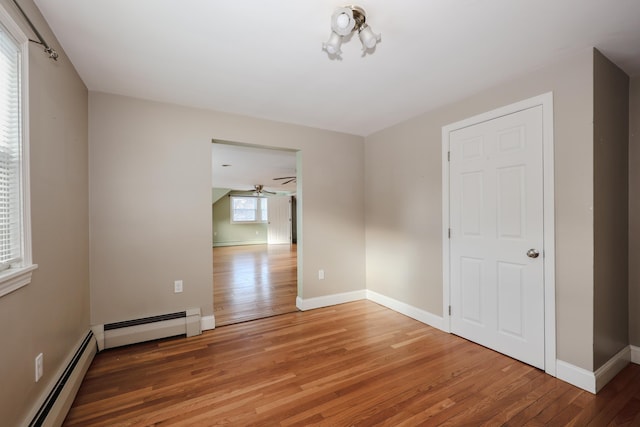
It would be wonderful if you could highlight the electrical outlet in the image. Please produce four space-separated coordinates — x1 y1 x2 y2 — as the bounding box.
174 280 183 293
318 269 325 280
35 353 43 382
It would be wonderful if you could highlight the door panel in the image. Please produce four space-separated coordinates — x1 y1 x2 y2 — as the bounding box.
460 257 484 325
449 105 544 369
497 166 525 239
497 261 525 338
461 172 483 236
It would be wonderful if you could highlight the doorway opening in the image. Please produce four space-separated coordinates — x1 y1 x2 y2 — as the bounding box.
211 140 299 326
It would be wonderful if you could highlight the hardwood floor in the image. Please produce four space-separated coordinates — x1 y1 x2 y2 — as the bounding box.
213 244 298 326
65 300 640 426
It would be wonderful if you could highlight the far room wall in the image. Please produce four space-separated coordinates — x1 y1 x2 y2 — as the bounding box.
212 195 268 246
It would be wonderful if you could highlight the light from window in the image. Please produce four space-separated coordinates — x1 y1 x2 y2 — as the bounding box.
0 23 22 270
230 196 268 224
261 198 268 222
0 9 36 298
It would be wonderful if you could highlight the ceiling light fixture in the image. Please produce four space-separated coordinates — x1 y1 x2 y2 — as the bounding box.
323 6 381 58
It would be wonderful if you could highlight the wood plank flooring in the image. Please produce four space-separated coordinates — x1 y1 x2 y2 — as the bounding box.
64 301 640 426
213 244 298 326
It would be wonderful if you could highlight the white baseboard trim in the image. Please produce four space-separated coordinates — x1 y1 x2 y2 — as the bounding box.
296 290 367 311
294 290 445 332
366 290 445 331
557 346 631 394
212 241 267 248
556 360 596 393
632 345 640 364
201 315 215 331
25 331 97 426
594 346 630 392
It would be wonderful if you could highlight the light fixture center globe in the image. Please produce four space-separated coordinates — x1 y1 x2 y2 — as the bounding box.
336 13 350 29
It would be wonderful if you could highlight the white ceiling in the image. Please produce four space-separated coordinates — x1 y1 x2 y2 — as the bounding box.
211 142 297 194
33 0 640 138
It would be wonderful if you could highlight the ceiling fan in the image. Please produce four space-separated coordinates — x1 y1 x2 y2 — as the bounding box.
273 176 296 185
239 184 275 196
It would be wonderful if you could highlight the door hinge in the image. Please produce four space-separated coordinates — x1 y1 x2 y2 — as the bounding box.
448 151 450 161
448 228 451 239
449 305 451 316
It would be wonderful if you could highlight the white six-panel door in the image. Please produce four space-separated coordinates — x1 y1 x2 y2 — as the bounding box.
449 105 545 369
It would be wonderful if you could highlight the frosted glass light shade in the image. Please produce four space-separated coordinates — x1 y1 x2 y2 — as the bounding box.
359 25 381 50
322 31 343 55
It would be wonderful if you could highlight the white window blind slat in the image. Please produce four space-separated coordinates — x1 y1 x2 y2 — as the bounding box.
0 23 22 266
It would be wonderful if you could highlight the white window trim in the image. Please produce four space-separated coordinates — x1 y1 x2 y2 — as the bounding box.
230 196 268 224
0 4 38 298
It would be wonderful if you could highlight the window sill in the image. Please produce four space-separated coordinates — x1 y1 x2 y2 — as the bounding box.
230 221 268 225
0 264 38 298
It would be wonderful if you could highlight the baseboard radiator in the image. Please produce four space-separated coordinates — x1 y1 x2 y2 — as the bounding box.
27 331 97 427
93 308 202 350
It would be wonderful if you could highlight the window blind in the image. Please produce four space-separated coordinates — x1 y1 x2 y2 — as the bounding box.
232 196 258 222
230 196 268 224
0 24 22 268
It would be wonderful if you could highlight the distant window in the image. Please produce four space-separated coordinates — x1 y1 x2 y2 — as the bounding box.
0 7 37 298
230 196 268 224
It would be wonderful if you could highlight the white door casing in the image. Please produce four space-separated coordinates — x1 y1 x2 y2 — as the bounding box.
267 196 292 244
442 93 556 375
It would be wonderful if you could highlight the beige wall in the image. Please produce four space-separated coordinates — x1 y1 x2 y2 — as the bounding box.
593 50 630 369
0 0 89 425
89 92 365 324
365 50 595 370
212 195 268 246
630 75 640 347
